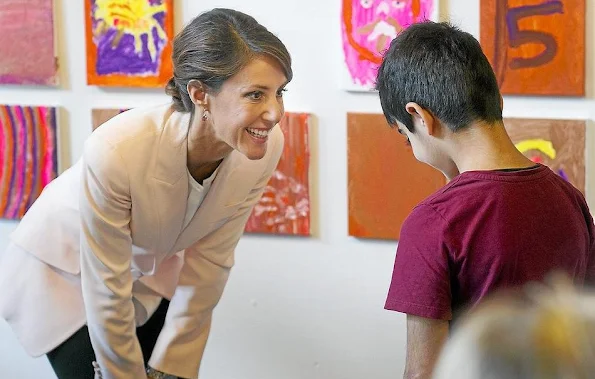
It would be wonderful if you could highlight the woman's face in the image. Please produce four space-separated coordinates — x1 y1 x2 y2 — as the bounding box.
207 56 289 160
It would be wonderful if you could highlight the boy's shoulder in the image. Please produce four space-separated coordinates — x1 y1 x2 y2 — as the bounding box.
415 165 588 221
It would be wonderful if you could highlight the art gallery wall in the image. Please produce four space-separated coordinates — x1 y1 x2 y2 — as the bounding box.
1 0 594 378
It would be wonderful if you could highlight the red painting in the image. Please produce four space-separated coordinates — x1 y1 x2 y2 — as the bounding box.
480 0 585 96
348 113 446 240
245 113 311 236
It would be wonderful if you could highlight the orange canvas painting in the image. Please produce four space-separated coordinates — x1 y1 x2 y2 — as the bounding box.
85 0 174 87
348 113 446 240
480 0 585 96
91 108 128 130
245 113 311 236
504 118 586 194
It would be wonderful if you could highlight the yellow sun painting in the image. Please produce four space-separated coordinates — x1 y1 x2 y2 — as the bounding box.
85 0 173 87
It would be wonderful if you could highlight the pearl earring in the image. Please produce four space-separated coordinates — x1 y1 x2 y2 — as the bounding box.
202 111 208 121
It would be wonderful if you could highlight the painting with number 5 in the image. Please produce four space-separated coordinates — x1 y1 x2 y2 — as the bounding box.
480 0 585 96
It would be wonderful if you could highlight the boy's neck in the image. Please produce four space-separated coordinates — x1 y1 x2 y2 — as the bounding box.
448 121 535 175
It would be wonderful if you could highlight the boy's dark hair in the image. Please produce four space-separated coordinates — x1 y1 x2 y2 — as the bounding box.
375 21 502 133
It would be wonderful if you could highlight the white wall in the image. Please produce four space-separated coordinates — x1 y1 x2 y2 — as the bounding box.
1 0 594 378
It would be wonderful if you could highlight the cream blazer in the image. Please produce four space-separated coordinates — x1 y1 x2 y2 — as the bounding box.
0 103 284 379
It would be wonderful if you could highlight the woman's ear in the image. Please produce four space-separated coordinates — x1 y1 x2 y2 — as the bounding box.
187 80 208 107
405 102 435 136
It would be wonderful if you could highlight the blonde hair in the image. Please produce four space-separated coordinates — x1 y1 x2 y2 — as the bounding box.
433 273 595 379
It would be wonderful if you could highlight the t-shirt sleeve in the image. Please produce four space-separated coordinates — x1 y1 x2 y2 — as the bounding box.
385 204 452 320
588 238 595 286
577 192 595 286
585 211 595 286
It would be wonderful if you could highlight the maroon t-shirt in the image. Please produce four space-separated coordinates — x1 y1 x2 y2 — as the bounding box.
385 164 595 321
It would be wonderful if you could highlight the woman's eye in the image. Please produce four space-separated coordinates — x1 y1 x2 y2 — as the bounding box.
247 92 263 100
360 0 373 9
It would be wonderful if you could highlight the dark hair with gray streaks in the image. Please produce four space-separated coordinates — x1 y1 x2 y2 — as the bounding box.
165 8 293 113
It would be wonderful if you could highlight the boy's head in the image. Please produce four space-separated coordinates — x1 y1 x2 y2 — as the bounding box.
375 21 503 171
376 21 502 132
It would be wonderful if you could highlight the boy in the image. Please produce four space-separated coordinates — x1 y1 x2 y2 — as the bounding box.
375 21 595 378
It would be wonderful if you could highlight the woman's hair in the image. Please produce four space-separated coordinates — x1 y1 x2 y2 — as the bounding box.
165 8 293 113
433 273 595 379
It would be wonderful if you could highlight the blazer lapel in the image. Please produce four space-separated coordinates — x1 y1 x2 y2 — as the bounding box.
171 150 262 252
151 109 191 254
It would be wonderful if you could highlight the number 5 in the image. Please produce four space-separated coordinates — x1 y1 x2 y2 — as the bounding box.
506 0 564 69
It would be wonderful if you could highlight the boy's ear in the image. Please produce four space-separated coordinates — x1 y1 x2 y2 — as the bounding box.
405 102 435 136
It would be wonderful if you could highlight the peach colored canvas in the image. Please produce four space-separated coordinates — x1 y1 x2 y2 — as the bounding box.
347 113 446 240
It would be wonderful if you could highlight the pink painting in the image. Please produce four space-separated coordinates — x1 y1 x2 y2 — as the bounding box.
0 105 58 219
245 113 311 236
341 0 437 91
0 0 58 86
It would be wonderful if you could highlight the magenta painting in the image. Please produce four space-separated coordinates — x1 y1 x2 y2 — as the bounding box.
341 0 437 91
0 0 58 86
0 105 58 219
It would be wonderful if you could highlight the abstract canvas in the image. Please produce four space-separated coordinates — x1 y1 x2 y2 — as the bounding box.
504 118 586 194
92 108 128 130
347 113 446 240
245 113 311 236
341 0 438 91
85 0 174 87
0 105 58 219
480 0 585 96
0 0 58 85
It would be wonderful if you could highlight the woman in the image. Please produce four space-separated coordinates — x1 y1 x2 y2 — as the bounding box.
0 8 292 379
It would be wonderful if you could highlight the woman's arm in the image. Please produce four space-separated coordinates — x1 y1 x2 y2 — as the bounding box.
147 128 285 379
79 136 147 379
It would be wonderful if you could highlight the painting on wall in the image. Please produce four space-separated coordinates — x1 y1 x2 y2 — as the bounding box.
0 0 58 86
480 0 585 96
92 108 129 130
85 0 174 87
504 118 586 194
340 0 438 91
245 113 311 236
347 113 446 240
0 105 58 220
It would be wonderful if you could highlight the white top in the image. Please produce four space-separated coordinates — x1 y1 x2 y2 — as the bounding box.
182 165 220 229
